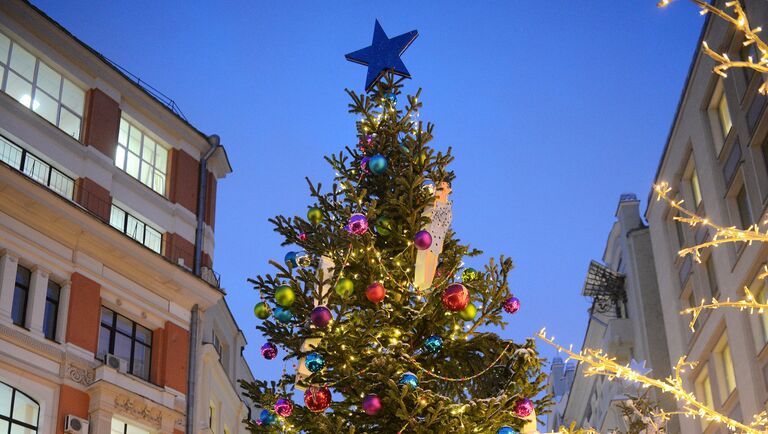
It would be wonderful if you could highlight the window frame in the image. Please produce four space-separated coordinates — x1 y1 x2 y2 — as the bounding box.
695 365 715 429
109 204 163 254
0 382 40 434
115 117 169 196
97 306 153 382
42 279 60 341
714 333 737 403
11 265 31 328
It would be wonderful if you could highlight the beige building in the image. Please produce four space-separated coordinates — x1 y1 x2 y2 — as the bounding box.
645 0 768 432
0 1 254 434
546 195 675 432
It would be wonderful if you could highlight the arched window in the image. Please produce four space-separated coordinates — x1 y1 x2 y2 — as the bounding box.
0 382 39 434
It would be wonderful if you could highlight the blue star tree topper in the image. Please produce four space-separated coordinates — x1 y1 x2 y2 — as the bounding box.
345 20 418 91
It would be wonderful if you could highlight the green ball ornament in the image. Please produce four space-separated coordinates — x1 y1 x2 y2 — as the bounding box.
254 302 271 320
307 207 323 225
334 278 355 297
374 216 393 236
461 267 480 282
275 285 295 307
459 303 477 321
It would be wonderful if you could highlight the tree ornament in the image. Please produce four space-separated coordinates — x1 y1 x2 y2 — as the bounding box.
344 19 419 91
310 305 333 328
274 398 294 417
362 394 382 415
304 352 326 373
514 397 534 418
441 283 469 312
413 230 432 250
295 251 312 267
459 303 477 321
261 342 278 360
275 285 296 307
461 267 480 282
368 154 388 174
366 282 386 303
398 372 418 389
334 278 355 297
503 296 521 314
307 207 323 225
346 213 369 235
284 251 298 267
304 386 332 412
258 409 276 426
414 181 452 290
423 335 443 354
384 92 397 104
298 232 307 241
360 156 371 173
496 427 516 434
374 216 393 236
273 307 293 323
254 302 271 320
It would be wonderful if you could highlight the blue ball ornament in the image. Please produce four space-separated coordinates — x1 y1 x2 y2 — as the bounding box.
398 372 419 389
497 427 516 434
304 352 326 373
368 154 388 174
385 92 397 104
284 251 298 267
424 335 443 354
258 409 277 426
273 307 293 323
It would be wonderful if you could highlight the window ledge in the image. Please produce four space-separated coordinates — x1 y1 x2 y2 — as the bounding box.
94 364 179 407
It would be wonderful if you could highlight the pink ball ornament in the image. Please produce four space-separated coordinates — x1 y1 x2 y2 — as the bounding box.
310 305 333 328
413 230 432 250
514 397 534 418
346 213 369 235
441 283 470 312
274 398 293 417
261 342 278 360
362 394 382 416
299 232 307 241
503 296 521 314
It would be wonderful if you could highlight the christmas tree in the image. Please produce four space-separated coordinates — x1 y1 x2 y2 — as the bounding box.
241 21 549 434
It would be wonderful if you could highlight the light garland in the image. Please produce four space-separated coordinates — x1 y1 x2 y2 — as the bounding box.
401 341 513 382
682 286 768 331
536 329 767 433
658 0 768 94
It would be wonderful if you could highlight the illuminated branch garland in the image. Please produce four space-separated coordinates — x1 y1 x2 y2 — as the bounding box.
658 0 768 94
682 286 768 331
536 329 768 433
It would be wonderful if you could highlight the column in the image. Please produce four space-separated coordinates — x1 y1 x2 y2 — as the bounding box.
27 266 50 335
57 280 71 343
0 251 19 322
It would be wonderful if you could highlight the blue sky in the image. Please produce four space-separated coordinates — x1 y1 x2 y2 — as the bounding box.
32 1 704 384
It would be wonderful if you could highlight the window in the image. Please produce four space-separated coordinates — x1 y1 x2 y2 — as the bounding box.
43 280 60 341
0 382 39 434
209 402 216 429
686 289 701 332
0 32 85 139
98 307 152 381
0 135 75 199
674 212 686 250
11 265 30 327
717 92 733 140
736 186 753 229
695 366 714 428
704 256 719 299
691 167 703 208
714 334 737 401
109 205 163 254
115 118 168 195
110 418 150 434
212 332 222 357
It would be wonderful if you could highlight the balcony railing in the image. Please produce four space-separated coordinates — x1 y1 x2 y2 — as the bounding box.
0 134 74 200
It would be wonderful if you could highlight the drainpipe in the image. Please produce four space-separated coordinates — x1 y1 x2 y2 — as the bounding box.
186 304 200 434
194 134 220 276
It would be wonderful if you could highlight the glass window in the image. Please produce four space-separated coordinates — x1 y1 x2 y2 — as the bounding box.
0 32 85 140
674 212 686 250
115 118 169 195
695 366 714 430
43 280 60 341
704 257 718 300
715 334 737 401
0 134 74 200
691 167 702 208
109 205 163 254
718 92 733 139
0 383 39 434
755 279 768 348
12 266 31 327
736 186 752 229
98 307 153 381
111 419 150 434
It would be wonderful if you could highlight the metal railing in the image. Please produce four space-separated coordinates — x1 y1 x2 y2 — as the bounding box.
200 266 221 288
0 134 75 200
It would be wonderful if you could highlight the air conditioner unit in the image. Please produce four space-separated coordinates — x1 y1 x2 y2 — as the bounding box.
64 415 89 434
104 354 128 372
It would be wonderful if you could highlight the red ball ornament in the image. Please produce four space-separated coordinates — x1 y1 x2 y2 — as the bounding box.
441 283 469 312
299 232 307 241
304 386 332 412
366 282 386 303
514 397 534 418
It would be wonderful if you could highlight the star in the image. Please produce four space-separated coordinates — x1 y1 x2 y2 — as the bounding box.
345 20 418 91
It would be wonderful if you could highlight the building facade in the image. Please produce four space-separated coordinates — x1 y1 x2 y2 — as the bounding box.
0 2 254 434
546 195 674 432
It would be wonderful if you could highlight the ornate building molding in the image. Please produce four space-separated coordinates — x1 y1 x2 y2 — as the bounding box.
114 395 163 428
66 363 96 386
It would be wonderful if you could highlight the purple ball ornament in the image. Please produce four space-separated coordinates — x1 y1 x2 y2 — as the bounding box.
413 230 432 250
346 213 369 235
310 305 333 328
261 342 278 360
360 156 371 173
514 397 534 418
362 394 382 416
503 296 521 314
274 398 294 417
